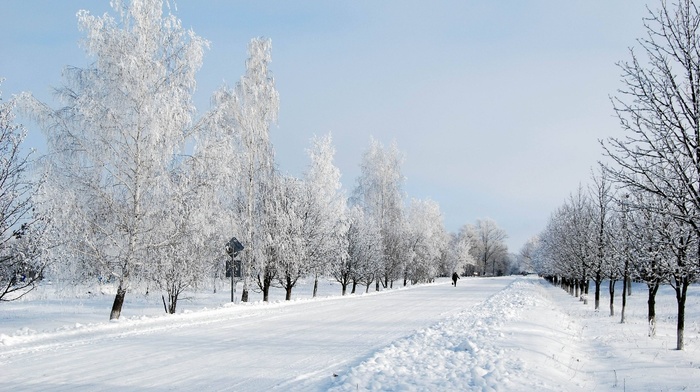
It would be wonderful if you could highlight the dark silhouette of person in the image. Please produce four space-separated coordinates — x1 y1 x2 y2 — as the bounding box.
452 272 460 286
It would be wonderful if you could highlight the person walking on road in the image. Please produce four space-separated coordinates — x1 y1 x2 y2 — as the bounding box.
452 272 460 286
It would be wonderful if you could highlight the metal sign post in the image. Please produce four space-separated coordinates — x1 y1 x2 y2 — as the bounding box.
225 237 244 303
227 260 241 302
231 275 237 303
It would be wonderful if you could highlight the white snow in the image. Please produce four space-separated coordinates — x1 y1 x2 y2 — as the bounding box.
1 276 699 391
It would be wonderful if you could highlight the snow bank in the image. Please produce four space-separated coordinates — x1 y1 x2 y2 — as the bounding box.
330 279 527 390
329 277 700 391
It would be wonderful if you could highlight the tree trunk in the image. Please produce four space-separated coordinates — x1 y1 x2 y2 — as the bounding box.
341 283 347 296
110 284 127 320
312 276 318 298
609 279 616 316
674 276 689 350
262 279 271 302
241 288 249 303
594 276 601 310
230 274 236 303
351 280 357 294
627 278 632 296
257 268 275 302
620 275 628 324
284 275 294 301
168 292 178 314
647 280 660 337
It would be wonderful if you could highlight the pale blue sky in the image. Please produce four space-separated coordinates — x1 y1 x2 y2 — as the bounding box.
1 1 650 251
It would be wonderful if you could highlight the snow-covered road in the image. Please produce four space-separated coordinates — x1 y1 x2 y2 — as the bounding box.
0 277 515 391
3 276 699 391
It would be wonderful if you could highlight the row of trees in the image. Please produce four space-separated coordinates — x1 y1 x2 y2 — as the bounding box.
0 0 512 318
532 0 700 351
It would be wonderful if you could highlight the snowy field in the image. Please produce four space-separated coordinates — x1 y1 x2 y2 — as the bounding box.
1 276 699 391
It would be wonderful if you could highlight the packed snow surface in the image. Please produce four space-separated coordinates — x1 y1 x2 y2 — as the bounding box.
1 276 699 391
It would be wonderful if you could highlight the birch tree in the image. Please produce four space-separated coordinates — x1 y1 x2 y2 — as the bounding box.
332 206 375 295
273 176 306 300
22 0 206 319
344 205 381 294
149 163 220 314
302 134 346 297
405 198 447 284
352 138 405 290
254 170 281 302
207 37 279 302
450 225 477 276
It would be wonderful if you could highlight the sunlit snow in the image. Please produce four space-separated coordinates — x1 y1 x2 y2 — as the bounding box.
1 276 698 391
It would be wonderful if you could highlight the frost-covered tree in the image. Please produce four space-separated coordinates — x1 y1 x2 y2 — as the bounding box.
589 168 613 310
517 236 538 275
604 205 626 317
342 205 381 294
535 190 596 299
207 37 279 303
624 191 676 336
302 134 347 297
21 0 207 319
253 171 280 302
329 215 352 295
0 81 45 302
468 219 508 277
352 138 405 290
404 198 447 284
664 210 696 350
532 219 561 280
562 189 596 300
187 134 237 296
330 206 366 295
272 176 306 301
537 208 581 293
148 162 220 314
449 226 477 277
